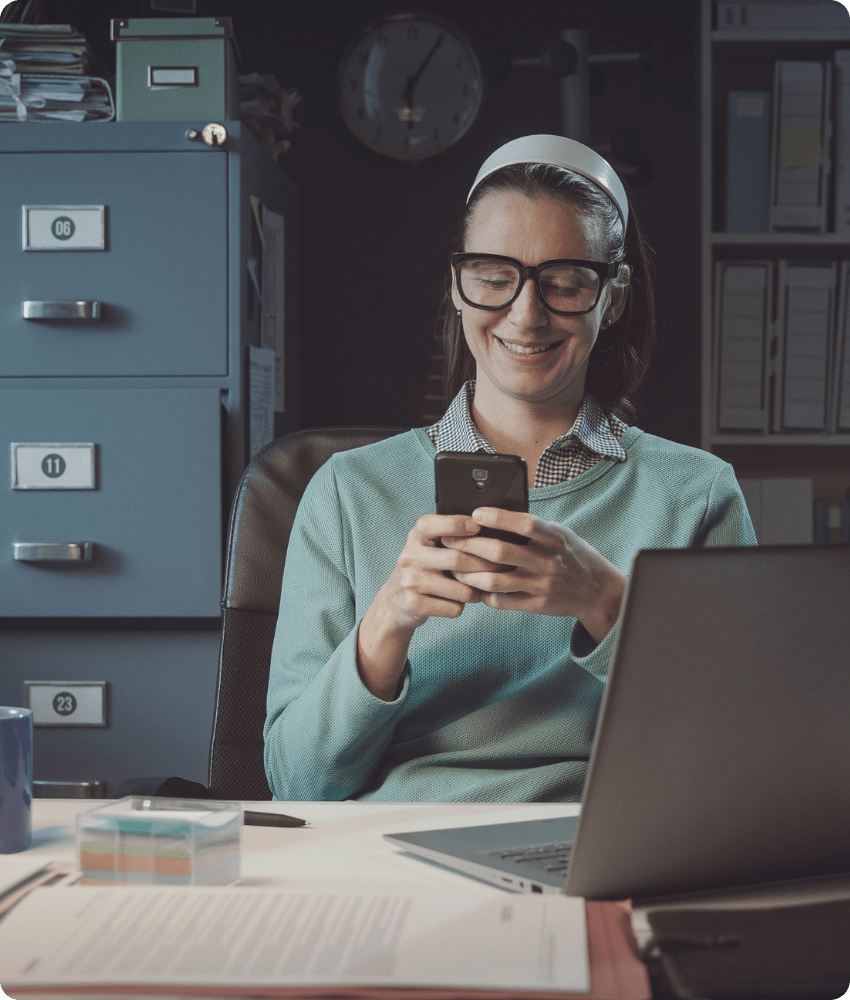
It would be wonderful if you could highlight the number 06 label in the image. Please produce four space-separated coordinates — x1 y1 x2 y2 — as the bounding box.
23 206 106 251
11 443 96 490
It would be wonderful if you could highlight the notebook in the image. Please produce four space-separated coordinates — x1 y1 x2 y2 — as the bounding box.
384 545 850 901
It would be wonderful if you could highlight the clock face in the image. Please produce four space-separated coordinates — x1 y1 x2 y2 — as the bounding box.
337 14 485 163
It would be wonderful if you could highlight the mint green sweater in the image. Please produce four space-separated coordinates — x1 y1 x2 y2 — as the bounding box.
264 427 756 802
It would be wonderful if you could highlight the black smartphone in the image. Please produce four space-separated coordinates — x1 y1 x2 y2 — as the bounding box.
434 451 529 546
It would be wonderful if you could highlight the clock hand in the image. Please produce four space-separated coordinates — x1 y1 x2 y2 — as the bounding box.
402 31 446 108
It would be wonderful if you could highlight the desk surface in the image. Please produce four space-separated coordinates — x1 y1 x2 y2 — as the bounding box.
29 798 850 908
19 799 850 1000
28 799 579 895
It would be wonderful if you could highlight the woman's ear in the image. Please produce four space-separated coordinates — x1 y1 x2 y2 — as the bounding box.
451 269 463 313
603 264 630 326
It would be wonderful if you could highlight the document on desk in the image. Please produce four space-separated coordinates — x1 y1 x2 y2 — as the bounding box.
0 886 610 998
0 856 51 897
0 858 77 925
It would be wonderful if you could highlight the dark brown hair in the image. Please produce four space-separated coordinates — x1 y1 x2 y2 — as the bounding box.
439 163 656 423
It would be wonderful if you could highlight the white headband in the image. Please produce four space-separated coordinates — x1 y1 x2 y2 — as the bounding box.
468 134 629 230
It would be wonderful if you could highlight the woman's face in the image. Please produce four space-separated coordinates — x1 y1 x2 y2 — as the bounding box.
451 189 626 412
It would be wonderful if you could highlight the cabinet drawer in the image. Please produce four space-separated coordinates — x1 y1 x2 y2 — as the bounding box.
1 388 222 617
1 152 227 377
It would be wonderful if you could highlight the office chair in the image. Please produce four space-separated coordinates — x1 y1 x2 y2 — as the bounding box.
207 426 408 800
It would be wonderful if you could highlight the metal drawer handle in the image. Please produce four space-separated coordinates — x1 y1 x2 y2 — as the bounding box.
13 542 95 563
22 300 101 320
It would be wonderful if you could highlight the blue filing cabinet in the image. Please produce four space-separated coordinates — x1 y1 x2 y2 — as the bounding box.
0 122 299 786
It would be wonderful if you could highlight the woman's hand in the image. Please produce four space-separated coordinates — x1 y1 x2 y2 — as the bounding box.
376 514 497 629
443 507 626 646
356 514 506 700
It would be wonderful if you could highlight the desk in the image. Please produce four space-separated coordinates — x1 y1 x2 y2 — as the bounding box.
10 799 592 993
28 798 579 895
15 800 850 999
29 798 850 904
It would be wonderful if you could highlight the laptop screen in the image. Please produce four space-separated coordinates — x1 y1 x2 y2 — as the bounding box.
565 545 850 900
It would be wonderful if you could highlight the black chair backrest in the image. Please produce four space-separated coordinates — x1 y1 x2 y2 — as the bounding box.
207 427 407 800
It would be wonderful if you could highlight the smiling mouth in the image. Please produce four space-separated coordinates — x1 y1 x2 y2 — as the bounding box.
496 337 564 356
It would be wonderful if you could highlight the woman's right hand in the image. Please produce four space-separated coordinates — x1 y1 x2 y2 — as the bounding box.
356 514 504 700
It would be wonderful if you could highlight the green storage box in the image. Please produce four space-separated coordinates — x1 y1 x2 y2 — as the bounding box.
111 17 239 122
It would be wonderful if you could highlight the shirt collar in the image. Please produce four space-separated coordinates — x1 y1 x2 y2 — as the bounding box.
555 393 627 462
434 380 627 463
433 381 495 454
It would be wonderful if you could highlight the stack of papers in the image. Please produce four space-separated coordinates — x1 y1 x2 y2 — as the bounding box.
0 23 97 74
0 855 75 919
0 886 651 998
0 23 114 121
0 855 54 896
239 73 300 163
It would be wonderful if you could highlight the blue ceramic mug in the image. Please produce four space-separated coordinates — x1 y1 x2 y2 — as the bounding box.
0 707 33 853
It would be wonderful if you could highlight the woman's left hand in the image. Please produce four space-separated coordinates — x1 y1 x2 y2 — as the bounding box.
442 507 626 645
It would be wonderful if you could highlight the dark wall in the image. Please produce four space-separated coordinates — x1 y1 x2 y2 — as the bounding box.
47 0 701 444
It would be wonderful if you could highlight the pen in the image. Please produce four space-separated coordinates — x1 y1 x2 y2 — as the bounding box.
243 810 308 828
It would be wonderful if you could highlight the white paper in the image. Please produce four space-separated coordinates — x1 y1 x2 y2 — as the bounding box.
0 886 589 993
260 205 286 413
0 857 52 898
249 346 275 459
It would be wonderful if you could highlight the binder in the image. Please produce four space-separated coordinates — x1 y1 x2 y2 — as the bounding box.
716 3 741 28
769 60 832 233
725 91 770 231
714 261 771 431
813 497 850 543
737 477 813 543
833 51 850 234
716 3 850 31
643 898 850 1000
813 496 830 543
772 259 835 431
832 260 850 431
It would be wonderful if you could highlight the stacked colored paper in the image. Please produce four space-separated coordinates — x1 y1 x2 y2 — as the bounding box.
76 796 242 886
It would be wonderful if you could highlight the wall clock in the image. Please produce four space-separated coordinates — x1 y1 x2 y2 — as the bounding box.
336 13 485 163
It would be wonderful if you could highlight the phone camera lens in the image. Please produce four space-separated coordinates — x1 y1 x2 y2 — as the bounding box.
472 469 489 481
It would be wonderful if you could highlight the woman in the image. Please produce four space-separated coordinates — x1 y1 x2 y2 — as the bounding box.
264 135 756 803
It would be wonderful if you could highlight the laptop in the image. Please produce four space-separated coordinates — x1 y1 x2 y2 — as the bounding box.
384 545 850 901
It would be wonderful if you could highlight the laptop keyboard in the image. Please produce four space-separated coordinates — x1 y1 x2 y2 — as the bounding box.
487 842 573 875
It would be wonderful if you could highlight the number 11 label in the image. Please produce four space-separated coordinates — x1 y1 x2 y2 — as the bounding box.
11 443 96 490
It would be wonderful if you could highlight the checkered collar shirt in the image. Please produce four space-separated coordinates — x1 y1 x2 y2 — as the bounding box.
427 380 628 488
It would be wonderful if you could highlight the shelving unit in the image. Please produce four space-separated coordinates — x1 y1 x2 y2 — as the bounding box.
699 0 850 510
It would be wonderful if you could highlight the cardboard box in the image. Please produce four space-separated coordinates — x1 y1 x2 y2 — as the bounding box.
111 17 239 122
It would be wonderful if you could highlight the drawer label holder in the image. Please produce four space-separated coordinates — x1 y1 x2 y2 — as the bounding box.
23 205 106 251
25 681 108 727
11 442 96 490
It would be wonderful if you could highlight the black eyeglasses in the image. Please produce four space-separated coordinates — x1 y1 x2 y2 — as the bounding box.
452 252 619 316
